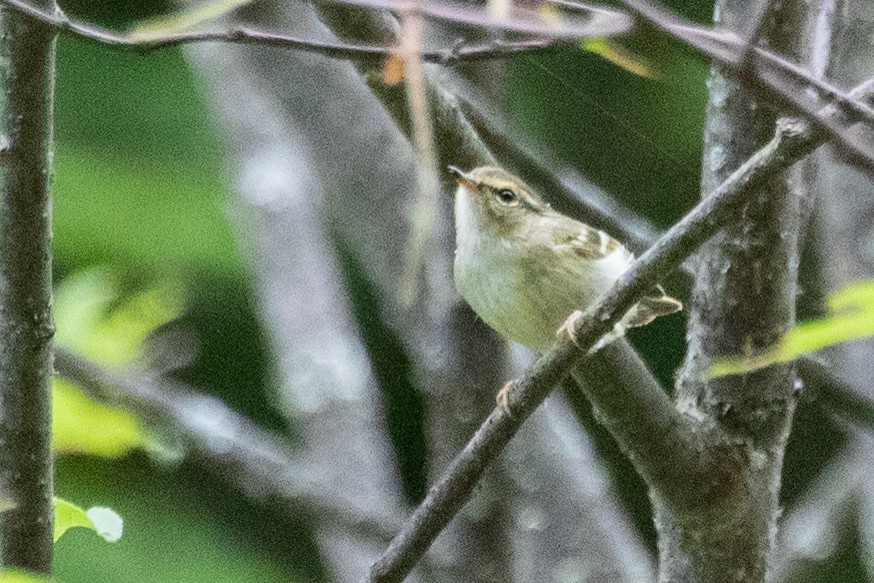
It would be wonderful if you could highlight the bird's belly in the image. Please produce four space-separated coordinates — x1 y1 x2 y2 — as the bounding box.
455 251 617 351
455 258 522 342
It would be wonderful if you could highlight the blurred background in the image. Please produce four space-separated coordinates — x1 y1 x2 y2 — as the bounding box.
45 0 871 581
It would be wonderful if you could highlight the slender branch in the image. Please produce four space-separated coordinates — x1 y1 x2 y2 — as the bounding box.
364 77 874 583
10 0 874 169
0 0 560 63
316 0 632 39
0 1 56 573
610 0 874 172
798 356 874 432
52 347 408 542
397 6 441 306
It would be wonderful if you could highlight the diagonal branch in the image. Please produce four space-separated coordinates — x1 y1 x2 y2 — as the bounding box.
52 347 407 543
610 0 874 171
364 76 874 583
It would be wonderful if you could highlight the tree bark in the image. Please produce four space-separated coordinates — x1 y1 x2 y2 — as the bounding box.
0 0 56 573
667 0 808 580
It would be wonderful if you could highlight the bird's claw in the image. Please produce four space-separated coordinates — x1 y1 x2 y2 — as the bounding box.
496 381 513 415
557 310 584 347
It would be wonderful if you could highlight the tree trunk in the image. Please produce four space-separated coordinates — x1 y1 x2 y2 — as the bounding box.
664 0 810 580
0 0 57 573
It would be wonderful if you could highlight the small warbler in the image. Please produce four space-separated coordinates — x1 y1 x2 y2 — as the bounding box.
449 165 681 407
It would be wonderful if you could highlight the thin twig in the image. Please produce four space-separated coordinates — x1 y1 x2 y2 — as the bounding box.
8 0 874 170
397 5 441 307
798 356 874 432
0 0 560 63
316 0 633 39
611 0 874 172
550 0 874 127
363 77 874 583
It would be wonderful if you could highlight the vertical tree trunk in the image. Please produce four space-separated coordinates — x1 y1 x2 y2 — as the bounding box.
0 0 57 573
664 0 809 580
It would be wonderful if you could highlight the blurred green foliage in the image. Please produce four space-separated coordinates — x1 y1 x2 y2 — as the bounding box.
52 13 290 579
52 267 180 458
711 279 874 377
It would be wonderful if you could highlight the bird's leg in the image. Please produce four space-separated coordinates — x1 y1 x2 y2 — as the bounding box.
556 310 584 347
496 381 513 415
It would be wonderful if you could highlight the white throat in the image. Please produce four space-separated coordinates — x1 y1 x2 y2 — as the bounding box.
454 186 482 256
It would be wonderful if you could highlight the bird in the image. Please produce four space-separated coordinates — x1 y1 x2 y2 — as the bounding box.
449 165 681 409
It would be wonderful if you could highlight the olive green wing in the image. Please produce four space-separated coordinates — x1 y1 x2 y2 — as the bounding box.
550 219 682 327
549 221 627 261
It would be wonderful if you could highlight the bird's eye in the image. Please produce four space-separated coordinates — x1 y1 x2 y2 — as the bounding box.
496 189 517 203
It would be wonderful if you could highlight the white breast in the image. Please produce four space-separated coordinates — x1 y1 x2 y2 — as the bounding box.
454 188 529 343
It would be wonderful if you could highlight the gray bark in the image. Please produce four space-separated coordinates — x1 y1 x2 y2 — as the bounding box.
785 0 874 578
666 0 809 580
185 12 417 579
653 0 806 582
0 0 56 573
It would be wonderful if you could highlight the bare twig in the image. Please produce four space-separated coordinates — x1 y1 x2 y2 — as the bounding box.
397 6 441 307
0 0 561 63
9 0 874 167
0 1 57 572
364 77 874 583
52 347 405 542
609 0 874 171
316 0 632 39
798 357 874 432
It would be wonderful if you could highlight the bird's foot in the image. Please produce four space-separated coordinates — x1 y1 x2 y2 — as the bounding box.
556 310 584 347
496 381 513 415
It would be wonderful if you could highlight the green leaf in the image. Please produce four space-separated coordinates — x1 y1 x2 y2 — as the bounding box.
0 569 52 582
53 379 148 458
130 0 256 41
54 266 185 364
52 267 183 457
579 38 660 80
710 279 874 377
54 497 123 543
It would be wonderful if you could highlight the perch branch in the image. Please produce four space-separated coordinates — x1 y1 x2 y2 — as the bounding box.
364 76 874 583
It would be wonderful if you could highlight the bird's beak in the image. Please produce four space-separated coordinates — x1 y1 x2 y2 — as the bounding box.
448 166 478 192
